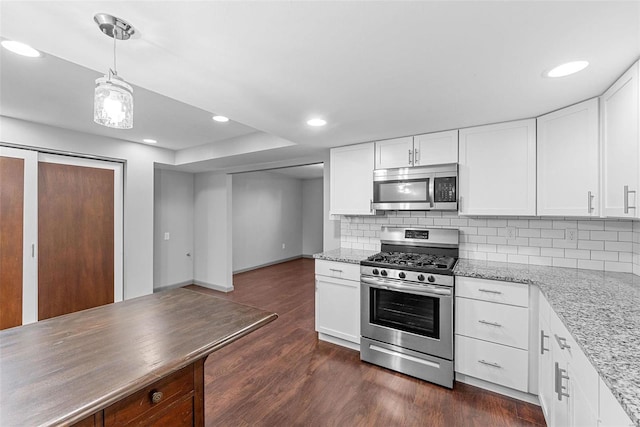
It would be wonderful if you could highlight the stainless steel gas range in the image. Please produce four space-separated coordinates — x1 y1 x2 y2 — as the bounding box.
360 227 458 388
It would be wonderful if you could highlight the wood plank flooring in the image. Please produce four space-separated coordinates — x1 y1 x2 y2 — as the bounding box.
186 258 546 427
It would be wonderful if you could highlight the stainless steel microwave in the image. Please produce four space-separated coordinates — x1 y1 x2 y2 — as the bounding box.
372 164 458 211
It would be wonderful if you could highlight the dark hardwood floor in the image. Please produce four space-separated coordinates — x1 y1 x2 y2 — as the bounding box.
186 258 546 427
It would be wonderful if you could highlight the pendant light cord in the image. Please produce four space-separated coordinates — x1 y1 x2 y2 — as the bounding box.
112 28 118 76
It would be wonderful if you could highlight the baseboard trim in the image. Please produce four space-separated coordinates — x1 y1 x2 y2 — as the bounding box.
455 373 540 405
192 279 234 293
318 333 360 352
153 280 194 293
302 254 315 259
233 256 302 274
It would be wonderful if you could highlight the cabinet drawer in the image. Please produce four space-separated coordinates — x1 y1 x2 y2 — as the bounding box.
455 335 528 392
104 364 194 426
315 259 360 281
455 298 529 350
456 277 528 307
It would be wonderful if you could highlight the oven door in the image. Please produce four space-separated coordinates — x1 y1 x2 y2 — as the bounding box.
361 276 453 360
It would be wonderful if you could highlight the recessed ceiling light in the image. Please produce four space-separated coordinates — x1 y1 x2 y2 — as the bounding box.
546 61 589 78
307 118 327 127
212 115 229 122
142 138 157 144
1 40 41 57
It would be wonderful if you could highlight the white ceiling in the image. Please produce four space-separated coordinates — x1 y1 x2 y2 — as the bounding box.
262 163 324 180
1 1 639 171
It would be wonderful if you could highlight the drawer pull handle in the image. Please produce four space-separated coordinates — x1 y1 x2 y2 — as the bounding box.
478 288 502 295
555 362 570 401
554 334 571 350
329 268 343 273
540 330 549 354
478 320 502 327
150 391 164 404
478 359 502 369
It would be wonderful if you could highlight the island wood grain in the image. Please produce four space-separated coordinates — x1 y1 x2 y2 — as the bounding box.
0 288 277 426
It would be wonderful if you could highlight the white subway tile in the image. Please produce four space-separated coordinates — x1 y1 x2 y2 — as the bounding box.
578 231 590 240
541 248 564 257
519 228 541 238
577 259 604 271
604 241 633 252
477 244 497 253
529 256 552 266
468 235 488 244
553 258 577 268
478 227 498 236
487 236 508 245
433 218 451 226
468 218 488 227
619 252 633 263
507 219 529 228
364 243 379 251
376 218 390 224
619 232 633 242
442 211 459 218
552 239 577 249
497 245 518 255
351 242 364 249
529 238 553 247
487 252 508 262
468 252 488 261
591 251 618 261
451 218 469 227
604 221 633 231
564 249 590 259
590 230 618 241
460 243 478 252
604 261 632 273
578 220 605 230
506 237 529 246
507 254 529 264
578 240 604 250
410 211 426 217
460 226 478 235
403 218 419 225
418 217 435 226
518 246 540 256
389 218 404 225
396 211 410 217
364 230 376 237
487 219 508 227
553 220 578 229
541 229 565 239
426 211 443 217
529 220 553 229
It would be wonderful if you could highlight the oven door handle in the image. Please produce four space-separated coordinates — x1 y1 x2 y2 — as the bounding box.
361 277 452 297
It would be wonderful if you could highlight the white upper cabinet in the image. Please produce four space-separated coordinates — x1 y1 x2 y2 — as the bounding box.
601 61 640 218
330 142 375 216
413 130 458 166
537 98 599 217
375 130 458 169
458 119 536 216
375 136 414 169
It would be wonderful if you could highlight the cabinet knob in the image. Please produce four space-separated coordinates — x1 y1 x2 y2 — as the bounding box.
150 390 163 404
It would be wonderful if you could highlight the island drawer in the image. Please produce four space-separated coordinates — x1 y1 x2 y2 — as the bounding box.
104 364 194 426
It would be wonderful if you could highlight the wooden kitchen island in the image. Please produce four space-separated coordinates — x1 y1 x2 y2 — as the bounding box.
0 288 277 426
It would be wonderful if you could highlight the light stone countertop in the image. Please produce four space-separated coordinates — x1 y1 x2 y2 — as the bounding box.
313 248 378 264
454 259 640 426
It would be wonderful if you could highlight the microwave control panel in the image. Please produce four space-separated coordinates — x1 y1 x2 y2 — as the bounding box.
434 177 456 203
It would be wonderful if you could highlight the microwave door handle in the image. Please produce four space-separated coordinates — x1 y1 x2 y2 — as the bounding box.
428 176 435 208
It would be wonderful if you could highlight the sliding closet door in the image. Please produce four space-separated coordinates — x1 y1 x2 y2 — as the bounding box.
38 155 123 320
0 147 37 329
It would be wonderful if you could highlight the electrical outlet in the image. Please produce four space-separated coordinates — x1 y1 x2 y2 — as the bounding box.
282 243 286 249
505 227 516 240
164 232 170 241
566 229 578 242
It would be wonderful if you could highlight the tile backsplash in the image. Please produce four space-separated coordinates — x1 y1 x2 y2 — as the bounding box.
341 211 640 275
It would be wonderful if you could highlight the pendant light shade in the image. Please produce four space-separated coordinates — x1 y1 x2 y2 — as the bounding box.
93 13 136 129
94 74 133 129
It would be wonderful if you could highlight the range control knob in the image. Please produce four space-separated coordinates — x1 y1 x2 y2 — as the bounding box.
381 270 388 277
372 268 379 275
398 272 406 279
427 275 436 283
417 274 425 281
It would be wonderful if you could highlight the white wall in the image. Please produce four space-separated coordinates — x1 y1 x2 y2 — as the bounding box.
153 169 195 290
193 172 233 291
0 116 174 299
302 178 324 256
232 171 303 272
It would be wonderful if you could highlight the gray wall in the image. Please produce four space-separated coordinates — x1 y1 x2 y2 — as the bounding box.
232 171 303 272
302 178 324 256
153 169 195 290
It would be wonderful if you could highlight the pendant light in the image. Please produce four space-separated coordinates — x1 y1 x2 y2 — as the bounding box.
93 13 136 129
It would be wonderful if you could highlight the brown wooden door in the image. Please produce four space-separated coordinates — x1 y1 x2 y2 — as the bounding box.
0 156 24 329
38 162 115 320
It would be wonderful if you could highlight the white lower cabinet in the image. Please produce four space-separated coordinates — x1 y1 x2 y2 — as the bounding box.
314 260 360 349
455 277 530 393
538 292 632 427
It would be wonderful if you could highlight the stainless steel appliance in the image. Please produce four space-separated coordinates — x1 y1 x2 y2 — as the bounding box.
372 163 457 211
360 227 458 388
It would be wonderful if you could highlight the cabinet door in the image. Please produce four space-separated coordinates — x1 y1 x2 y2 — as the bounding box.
413 130 458 166
458 119 536 215
538 312 554 424
537 98 599 216
315 275 360 344
330 142 375 216
602 61 640 218
599 378 634 427
374 136 414 169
